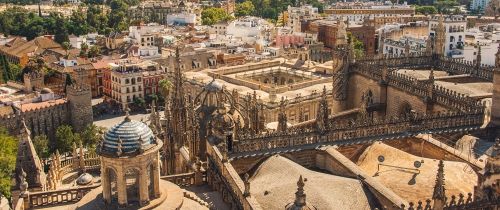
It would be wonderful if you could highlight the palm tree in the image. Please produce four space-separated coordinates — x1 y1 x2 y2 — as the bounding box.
158 78 172 97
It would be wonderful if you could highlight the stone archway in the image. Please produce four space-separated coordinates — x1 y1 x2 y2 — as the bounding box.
125 168 140 205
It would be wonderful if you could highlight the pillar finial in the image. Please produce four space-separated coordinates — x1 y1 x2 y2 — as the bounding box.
432 160 446 201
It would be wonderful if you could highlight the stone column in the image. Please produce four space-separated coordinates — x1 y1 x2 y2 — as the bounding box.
139 165 149 206
101 163 111 203
116 168 127 207
153 157 161 198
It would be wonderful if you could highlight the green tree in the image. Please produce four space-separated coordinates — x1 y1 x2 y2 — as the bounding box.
62 41 71 58
201 8 233 25
415 5 438 14
0 127 17 199
158 78 172 96
88 45 101 58
80 42 89 57
347 32 365 59
54 15 69 44
65 73 73 86
80 124 104 150
68 6 89 36
133 97 146 109
235 1 255 17
55 125 81 153
33 135 50 159
435 0 459 14
8 63 22 82
0 55 8 82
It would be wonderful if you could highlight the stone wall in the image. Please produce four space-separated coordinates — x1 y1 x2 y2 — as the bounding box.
347 73 383 109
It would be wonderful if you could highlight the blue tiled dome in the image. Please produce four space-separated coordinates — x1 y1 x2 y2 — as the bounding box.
102 117 154 154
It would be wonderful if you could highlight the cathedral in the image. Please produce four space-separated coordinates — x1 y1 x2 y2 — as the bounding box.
9 18 500 210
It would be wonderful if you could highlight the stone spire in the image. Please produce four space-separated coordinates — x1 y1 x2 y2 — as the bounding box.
285 175 316 210
432 160 446 210
404 39 411 57
426 35 433 55
243 173 250 197
79 141 85 172
427 68 435 101
15 119 45 190
124 105 131 122
316 86 329 132
162 46 190 174
476 43 482 71
169 46 188 148
150 99 162 134
495 43 500 67
294 175 306 207
435 15 446 57
277 97 288 133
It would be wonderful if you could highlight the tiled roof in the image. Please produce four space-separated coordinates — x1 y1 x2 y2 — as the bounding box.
0 36 62 58
20 98 67 112
102 118 154 153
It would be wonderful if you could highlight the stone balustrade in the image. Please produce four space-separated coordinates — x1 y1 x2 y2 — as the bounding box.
207 145 263 210
161 172 204 187
353 57 486 112
398 193 499 210
232 111 484 155
29 184 100 208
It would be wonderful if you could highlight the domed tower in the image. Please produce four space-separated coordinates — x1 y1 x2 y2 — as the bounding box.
195 79 244 155
97 112 163 207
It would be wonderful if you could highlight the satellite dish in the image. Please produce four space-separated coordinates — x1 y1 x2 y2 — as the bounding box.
414 161 422 168
378 155 385 163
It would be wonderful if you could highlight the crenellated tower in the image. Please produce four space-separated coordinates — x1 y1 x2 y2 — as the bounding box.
66 83 93 132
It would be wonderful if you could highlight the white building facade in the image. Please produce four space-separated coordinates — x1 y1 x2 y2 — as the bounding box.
429 15 466 58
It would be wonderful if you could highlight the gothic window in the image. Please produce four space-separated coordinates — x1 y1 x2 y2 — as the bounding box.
399 101 413 119
125 79 130 84
137 77 142 82
450 36 455 43
126 88 130 93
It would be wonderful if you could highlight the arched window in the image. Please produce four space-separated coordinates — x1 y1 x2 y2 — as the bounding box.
399 101 414 119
